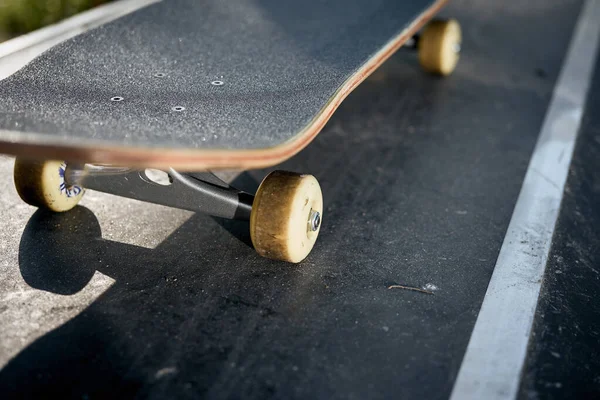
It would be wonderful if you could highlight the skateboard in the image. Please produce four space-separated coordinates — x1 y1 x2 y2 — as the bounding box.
0 0 461 263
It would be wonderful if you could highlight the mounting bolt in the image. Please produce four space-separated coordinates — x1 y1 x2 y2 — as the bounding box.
308 210 321 232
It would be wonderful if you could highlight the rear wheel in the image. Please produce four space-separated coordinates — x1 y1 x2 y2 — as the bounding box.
418 19 462 76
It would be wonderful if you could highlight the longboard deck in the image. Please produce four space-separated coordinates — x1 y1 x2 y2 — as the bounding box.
0 0 447 171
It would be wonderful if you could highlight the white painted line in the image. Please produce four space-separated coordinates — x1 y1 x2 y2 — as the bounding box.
450 1 600 399
0 0 159 79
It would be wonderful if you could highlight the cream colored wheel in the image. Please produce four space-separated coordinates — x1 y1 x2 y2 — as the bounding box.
250 171 323 263
14 158 85 212
418 19 461 76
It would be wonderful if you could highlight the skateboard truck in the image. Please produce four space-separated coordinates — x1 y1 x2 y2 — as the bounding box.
403 34 420 50
63 165 254 221
65 165 322 234
13 159 323 263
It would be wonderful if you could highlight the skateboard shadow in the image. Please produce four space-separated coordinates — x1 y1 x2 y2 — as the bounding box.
18 207 104 295
6 203 298 398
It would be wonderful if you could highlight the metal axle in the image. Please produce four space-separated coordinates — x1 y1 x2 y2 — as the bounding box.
403 34 420 50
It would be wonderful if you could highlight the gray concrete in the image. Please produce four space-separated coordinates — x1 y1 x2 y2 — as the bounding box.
451 1 600 397
518 50 600 400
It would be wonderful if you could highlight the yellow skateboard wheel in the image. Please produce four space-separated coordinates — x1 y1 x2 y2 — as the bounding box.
250 171 323 263
14 158 85 212
418 19 461 76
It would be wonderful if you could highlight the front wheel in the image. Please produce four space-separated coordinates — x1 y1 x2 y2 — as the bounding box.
250 171 323 263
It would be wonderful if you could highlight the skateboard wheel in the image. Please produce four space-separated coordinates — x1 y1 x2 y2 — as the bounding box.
250 171 323 263
13 159 85 212
418 19 461 76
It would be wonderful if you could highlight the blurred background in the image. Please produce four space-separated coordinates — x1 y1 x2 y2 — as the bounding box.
0 0 113 42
